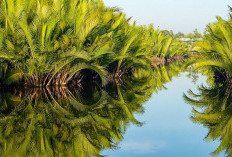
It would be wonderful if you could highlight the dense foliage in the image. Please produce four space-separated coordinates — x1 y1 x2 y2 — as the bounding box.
0 0 187 87
182 9 232 155
187 11 232 82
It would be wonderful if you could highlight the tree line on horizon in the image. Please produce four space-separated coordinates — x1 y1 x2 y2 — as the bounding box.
162 28 202 39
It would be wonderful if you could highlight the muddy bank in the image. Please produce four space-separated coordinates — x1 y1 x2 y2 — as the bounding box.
152 55 188 66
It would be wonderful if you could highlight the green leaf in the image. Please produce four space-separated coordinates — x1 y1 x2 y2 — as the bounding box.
5 69 23 85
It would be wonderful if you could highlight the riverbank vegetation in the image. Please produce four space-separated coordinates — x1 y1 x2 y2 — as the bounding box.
0 0 189 87
186 8 232 84
183 7 232 156
2 1 232 156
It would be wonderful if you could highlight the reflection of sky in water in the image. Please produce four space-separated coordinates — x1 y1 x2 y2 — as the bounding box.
103 73 223 157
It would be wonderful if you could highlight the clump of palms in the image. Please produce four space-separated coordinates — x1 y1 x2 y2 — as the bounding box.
0 0 115 86
0 0 186 87
188 15 232 78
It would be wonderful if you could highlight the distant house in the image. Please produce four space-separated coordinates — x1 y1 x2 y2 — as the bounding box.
179 38 202 42
194 38 203 41
179 38 191 42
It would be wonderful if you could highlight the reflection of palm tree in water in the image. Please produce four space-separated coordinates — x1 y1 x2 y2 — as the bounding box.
184 82 232 156
0 81 151 157
0 62 185 157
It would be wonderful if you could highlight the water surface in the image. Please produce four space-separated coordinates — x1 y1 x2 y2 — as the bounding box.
0 71 225 157
103 73 222 157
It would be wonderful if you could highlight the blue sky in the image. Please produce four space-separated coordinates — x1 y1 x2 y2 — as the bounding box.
104 0 231 34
